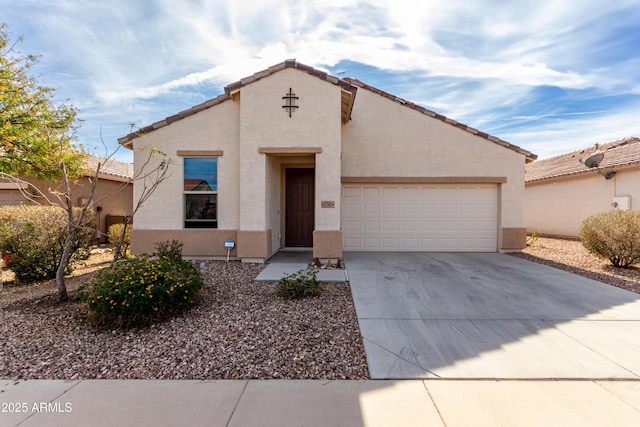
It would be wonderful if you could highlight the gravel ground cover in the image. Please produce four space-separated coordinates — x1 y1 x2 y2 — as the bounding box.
1 259 368 380
3 236 638 380
508 236 640 294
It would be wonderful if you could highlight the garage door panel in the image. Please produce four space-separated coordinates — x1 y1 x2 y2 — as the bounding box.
382 204 398 214
381 187 399 198
363 187 381 197
343 183 498 252
420 203 437 214
382 238 399 249
420 221 438 232
382 221 399 231
364 203 379 214
364 220 380 231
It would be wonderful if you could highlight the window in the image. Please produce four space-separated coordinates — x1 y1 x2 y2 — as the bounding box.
184 158 217 228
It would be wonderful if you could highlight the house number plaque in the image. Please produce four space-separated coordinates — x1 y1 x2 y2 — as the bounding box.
321 201 335 208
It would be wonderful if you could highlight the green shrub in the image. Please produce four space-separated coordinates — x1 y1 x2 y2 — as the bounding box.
108 223 130 254
78 254 203 328
277 268 322 299
154 239 184 260
0 205 95 282
580 209 640 268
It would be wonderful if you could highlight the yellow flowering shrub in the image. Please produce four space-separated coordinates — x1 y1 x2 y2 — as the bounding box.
78 250 203 328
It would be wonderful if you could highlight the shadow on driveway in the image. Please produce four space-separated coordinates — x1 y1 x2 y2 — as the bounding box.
344 252 640 380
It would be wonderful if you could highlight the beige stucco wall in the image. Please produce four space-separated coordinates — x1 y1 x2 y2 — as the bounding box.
132 99 241 232
131 68 343 257
0 176 132 242
525 168 640 237
238 69 342 234
341 87 527 239
128 66 530 255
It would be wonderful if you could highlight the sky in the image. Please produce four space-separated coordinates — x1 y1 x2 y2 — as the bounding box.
3 0 640 162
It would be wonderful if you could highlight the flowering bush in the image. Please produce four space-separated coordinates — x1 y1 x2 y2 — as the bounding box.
580 209 640 268
79 253 203 328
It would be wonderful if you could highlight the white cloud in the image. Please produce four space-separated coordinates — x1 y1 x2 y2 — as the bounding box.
2 0 639 161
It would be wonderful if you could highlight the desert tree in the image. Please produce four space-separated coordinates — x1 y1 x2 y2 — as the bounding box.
1 24 172 299
110 144 171 265
0 23 90 299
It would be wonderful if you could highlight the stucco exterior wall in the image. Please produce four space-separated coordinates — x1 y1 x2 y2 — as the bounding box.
238 69 342 234
525 168 640 237
132 99 240 231
0 176 132 242
341 87 527 235
125 64 531 256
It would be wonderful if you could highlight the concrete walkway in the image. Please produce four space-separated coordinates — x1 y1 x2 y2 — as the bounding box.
2 379 640 426
344 252 640 380
255 250 347 282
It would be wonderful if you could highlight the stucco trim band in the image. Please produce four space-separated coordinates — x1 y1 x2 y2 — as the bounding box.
237 230 272 259
259 147 322 155
341 176 507 184
176 150 224 157
130 229 238 257
501 227 526 250
312 230 343 259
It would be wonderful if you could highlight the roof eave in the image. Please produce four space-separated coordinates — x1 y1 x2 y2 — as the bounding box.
526 162 640 184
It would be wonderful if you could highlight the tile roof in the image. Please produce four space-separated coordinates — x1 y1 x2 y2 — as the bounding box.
525 137 640 183
118 59 537 161
84 154 134 181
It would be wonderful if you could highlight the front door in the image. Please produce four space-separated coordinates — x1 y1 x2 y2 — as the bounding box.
285 168 314 247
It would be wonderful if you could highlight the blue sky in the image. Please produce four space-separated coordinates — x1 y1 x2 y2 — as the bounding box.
3 0 640 162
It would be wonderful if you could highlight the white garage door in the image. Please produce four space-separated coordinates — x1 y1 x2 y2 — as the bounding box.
342 184 498 252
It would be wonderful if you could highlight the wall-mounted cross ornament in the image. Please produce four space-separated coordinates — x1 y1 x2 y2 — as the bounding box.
282 87 299 117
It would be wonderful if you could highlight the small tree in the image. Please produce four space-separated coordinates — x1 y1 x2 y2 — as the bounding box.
580 209 640 268
1 25 170 299
1 23 85 181
110 146 170 266
1 24 89 300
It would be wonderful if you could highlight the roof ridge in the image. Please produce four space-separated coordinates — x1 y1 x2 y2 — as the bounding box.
118 59 537 160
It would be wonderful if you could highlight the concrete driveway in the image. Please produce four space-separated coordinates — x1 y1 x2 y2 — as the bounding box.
344 252 640 380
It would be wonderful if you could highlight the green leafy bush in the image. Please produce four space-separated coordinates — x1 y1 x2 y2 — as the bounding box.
78 241 202 328
580 209 640 268
108 223 130 254
0 205 95 282
277 268 322 299
154 239 184 260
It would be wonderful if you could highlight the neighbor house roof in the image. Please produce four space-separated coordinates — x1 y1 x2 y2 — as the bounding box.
525 137 640 183
118 59 537 161
85 154 134 182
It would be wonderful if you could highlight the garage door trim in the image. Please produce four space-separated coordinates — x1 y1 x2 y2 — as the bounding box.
342 176 507 184
342 182 500 252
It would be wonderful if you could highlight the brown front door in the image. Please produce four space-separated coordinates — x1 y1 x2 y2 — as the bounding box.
285 168 314 247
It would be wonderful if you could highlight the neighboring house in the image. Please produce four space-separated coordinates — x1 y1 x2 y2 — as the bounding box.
0 154 134 242
119 60 536 261
525 137 640 238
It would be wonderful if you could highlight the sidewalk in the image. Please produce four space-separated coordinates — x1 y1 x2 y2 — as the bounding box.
2 379 640 426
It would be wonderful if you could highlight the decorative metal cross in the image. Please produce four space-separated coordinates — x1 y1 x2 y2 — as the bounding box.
282 87 299 117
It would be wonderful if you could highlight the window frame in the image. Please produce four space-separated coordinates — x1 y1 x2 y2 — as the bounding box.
183 157 218 229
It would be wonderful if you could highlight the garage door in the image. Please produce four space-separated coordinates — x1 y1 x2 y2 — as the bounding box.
342 184 498 251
